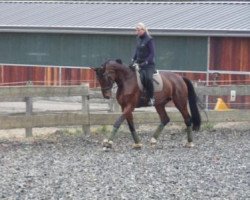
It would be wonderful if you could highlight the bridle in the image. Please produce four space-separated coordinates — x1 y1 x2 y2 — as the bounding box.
101 84 113 92
99 71 114 92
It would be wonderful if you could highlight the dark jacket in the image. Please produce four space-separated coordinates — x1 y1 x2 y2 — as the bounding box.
133 32 155 69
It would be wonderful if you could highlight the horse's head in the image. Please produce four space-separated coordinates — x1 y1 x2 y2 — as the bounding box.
93 59 128 99
92 65 114 99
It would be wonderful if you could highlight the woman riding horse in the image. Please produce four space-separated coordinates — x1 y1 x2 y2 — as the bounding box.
131 22 156 106
94 59 201 150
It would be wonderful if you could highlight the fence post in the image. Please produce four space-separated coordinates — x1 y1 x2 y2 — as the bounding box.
81 83 90 134
25 96 33 137
25 82 33 137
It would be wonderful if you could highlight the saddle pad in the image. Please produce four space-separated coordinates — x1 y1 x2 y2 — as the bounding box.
136 70 163 92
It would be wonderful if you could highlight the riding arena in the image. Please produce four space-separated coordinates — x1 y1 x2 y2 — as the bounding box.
0 1 249 199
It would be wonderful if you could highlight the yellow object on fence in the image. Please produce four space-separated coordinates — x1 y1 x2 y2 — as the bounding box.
214 98 229 111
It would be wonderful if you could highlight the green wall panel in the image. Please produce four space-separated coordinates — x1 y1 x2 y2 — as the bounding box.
0 33 207 71
155 36 207 71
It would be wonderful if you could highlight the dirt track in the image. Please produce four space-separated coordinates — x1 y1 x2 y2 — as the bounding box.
0 122 249 199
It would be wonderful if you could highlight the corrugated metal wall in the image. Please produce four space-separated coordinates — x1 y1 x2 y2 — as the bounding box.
0 33 207 71
0 33 249 86
156 36 207 71
0 33 134 67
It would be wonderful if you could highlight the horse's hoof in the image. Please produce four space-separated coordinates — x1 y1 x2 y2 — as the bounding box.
103 147 110 152
150 137 157 145
185 142 195 148
102 139 113 149
132 143 143 149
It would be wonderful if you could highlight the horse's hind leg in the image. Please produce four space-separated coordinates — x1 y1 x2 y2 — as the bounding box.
174 101 194 147
182 111 194 147
150 105 170 145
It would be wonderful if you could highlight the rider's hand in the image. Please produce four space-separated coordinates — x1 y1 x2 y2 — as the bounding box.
128 59 134 67
139 61 148 68
128 60 137 71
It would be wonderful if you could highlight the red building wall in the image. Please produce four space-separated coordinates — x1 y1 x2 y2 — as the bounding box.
0 65 97 88
208 37 250 109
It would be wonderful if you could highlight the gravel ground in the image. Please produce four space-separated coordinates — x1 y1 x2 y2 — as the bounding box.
0 123 249 200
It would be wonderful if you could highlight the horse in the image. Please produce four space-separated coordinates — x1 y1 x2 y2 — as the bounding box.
93 59 201 149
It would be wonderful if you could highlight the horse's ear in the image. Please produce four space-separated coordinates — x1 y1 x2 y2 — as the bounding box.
116 59 122 64
90 67 97 71
92 67 105 77
90 67 104 72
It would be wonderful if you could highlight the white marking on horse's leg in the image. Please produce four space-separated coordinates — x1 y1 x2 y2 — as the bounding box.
132 143 143 149
150 137 157 145
102 139 113 149
184 142 195 148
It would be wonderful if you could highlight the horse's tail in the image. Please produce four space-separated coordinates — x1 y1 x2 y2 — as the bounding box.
183 77 201 131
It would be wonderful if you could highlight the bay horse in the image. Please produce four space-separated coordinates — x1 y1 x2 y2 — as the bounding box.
93 59 201 149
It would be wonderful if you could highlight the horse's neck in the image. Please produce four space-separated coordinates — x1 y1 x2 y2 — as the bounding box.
115 67 134 84
114 67 137 95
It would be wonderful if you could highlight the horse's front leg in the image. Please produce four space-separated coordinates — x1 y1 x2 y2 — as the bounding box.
102 114 125 149
102 104 141 149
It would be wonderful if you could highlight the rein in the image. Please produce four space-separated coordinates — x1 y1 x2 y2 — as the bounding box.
101 84 113 92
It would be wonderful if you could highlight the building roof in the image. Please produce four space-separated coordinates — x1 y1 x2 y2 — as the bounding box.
0 1 249 37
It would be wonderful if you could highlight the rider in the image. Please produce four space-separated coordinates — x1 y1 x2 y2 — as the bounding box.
131 22 156 106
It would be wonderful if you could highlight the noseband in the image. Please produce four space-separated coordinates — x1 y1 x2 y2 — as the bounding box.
101 84 113 92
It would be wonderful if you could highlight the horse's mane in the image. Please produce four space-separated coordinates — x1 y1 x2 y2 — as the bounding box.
102 59 129 73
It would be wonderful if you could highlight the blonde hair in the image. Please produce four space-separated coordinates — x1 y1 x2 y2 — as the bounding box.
136 22 149 34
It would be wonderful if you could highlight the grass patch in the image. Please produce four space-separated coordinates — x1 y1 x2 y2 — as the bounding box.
91 125 112 135
201 122 215 131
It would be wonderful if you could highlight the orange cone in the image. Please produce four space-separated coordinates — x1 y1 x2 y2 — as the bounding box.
214 98 229 111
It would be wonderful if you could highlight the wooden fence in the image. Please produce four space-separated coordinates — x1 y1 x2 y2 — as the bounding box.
0 84 90 137
0 84 249 137
195 84 250 109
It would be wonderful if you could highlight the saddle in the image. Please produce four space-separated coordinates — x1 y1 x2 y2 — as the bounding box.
134 64 163 92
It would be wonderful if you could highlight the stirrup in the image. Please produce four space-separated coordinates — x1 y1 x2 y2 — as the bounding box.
148 98 155 106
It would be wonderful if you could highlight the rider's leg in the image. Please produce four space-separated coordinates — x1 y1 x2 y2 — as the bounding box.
145 68 155 105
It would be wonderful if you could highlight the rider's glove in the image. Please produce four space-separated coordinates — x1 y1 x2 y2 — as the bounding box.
139 61 148 68
128 60 138 71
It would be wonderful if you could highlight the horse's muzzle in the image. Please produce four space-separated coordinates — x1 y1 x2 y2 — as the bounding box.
102 91 112 99
104 95 111 99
